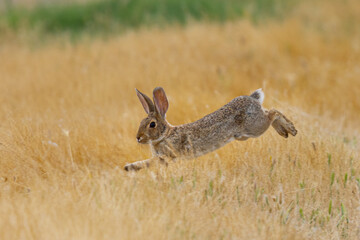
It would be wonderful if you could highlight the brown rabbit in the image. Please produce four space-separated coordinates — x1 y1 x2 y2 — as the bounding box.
124 87 297 171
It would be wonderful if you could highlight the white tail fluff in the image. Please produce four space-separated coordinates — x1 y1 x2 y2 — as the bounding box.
250 88 264 104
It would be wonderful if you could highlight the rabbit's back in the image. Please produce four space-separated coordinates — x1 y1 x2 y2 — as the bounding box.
159 96 270 158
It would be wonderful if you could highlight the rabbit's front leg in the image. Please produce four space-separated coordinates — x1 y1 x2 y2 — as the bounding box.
124 158 153 171
124 156 169 171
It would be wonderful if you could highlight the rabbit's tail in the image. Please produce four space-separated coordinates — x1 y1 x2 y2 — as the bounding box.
250 89 264 104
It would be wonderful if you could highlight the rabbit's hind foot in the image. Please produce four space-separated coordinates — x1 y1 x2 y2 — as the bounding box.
269 110 297 138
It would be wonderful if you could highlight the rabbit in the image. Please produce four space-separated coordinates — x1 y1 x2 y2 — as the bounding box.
124 87 297 171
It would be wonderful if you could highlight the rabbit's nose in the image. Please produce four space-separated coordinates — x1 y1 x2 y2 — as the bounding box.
137 136 142 142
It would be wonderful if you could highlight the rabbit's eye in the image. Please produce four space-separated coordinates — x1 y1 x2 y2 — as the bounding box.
149 122 156 128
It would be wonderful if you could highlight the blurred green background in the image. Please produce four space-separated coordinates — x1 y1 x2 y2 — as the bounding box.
0 0 296 37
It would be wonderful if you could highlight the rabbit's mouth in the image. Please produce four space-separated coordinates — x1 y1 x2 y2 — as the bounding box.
137 136 148 144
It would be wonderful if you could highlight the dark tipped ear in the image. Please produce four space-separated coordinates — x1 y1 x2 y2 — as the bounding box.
136 89 154 114
153 87 169 118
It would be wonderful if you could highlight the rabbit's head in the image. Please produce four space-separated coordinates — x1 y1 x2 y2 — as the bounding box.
135 87 169 144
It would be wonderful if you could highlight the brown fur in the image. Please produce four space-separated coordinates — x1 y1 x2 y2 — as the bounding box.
124 88 297 171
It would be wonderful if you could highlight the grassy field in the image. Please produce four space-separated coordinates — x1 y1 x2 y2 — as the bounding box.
0 0 360 239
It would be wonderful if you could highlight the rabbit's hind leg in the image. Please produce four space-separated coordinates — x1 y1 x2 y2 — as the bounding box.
268 109 297 138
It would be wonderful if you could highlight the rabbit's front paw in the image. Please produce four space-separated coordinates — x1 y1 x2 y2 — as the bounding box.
124 163 140 171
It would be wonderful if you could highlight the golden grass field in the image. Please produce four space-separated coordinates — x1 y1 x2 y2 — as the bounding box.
0 1 360 239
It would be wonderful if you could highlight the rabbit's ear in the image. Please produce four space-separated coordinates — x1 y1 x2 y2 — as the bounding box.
136 89 155 114
153 87 169 118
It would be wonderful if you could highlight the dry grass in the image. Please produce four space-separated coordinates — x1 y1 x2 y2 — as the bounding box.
1 1 360 239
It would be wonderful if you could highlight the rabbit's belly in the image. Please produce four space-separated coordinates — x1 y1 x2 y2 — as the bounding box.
190 134 235 157
154 135 235 159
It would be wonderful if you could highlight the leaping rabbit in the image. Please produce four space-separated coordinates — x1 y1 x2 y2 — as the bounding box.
124 87 297 171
